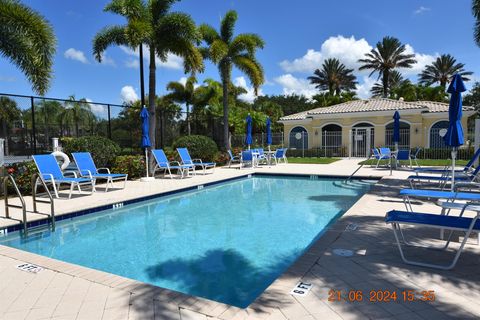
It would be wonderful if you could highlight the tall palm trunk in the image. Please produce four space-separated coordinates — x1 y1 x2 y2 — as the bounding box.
382 70 390 98
148 47 157 174
186 103 191 135
221 68 230 150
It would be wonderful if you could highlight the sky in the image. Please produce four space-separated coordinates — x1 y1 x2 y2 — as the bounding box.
1 0 479 117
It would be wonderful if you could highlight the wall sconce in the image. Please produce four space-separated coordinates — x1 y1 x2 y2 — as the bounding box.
315 130 318 136
415 128 419 134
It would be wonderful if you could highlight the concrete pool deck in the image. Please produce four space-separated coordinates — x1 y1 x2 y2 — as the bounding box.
0 159 479 319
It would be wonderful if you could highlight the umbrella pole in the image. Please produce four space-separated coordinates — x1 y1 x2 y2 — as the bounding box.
451 148 456 191
145 148 149 178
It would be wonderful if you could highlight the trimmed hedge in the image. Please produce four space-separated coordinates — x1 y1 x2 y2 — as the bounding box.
112 155 145 179
172 135 218 162
61 136 120 167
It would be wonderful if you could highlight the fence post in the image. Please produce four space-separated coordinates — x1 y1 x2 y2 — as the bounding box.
348 129 352 158
30 96 37 154
302 132 305 158
475 119 480 167
107 104 112 140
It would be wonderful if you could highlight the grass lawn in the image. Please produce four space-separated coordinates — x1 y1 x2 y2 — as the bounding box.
287 157 341 164
359 159 469 166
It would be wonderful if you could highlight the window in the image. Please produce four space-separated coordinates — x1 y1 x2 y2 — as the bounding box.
429 121 449 148
289 126 308 149
385 121 410 148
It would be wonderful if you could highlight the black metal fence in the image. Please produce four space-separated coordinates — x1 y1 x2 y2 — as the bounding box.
0 93 280 161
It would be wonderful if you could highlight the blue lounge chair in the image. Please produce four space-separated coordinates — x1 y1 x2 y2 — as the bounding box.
371 148 390 168
408 165 480 189
395 150 411 168
256 148 268 165
385 209 480 270
272 148 288 164
72 152 127 192
33 154 94 199
177 148 216 175
227 150 240 168
152 149 193 178
240 150 254 169
414 148 480 175
400 188 480 212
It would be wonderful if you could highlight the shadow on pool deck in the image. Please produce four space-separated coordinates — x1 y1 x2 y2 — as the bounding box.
125 176 480 319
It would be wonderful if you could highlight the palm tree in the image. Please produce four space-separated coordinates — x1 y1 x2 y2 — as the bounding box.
36 100 63 145
307 58 357 95
358 36 417 98
93 0 203 150
473 0 480 47
199 10 265 149
370 70 408 98
419 54 473 88
0 97 21 154
0 0 56 95
63 95 93 137
166 76 212 135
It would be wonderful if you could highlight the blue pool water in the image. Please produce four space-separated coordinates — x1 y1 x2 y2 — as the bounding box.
0 176 373 308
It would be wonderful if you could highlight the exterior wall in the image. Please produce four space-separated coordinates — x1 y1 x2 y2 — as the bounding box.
281 112 474 152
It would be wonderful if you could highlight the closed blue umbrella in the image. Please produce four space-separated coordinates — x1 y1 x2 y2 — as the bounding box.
390 110 401 175
245 114 253 149
393 111 400 147
266 117 272 150
444 73 466 189
140 107 152 178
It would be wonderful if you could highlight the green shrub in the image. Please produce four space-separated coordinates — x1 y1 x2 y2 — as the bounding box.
6 161 38 194
61 136 120 167
112 155 145 179
172 135 218 162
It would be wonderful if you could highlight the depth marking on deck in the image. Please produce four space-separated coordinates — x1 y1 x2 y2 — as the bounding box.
290 281 313 296
16 263 43 273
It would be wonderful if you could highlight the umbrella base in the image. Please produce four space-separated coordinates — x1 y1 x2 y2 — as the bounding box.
140 177 155 182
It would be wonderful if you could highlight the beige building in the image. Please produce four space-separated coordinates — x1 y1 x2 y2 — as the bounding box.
278 98 475 157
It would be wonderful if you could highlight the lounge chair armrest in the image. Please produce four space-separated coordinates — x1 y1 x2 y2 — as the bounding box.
63 171 78 178
79 169 93 179
97 167 111 174
41 173 54 181
169 161 182 166
193 159 204 164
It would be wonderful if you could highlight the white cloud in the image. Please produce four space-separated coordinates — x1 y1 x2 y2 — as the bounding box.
99 52 116 67
355 76 377 99
120 86 139 104
120 45 183 70
234 76 264 103
274 74 317 99
414 6 430 15
86 99 107 115
64 48 88 64
401 44 437 75
125 59 140 69
279 35 372 73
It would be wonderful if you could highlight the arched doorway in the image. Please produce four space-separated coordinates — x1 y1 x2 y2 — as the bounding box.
429 121 449 148
289 126 308 149
385 121 410 149
321 124 342 156
351 123 375 157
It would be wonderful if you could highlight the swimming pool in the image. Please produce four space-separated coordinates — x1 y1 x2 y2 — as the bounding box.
0 175 373 308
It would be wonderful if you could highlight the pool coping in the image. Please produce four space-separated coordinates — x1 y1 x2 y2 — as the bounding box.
0 172 383 319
